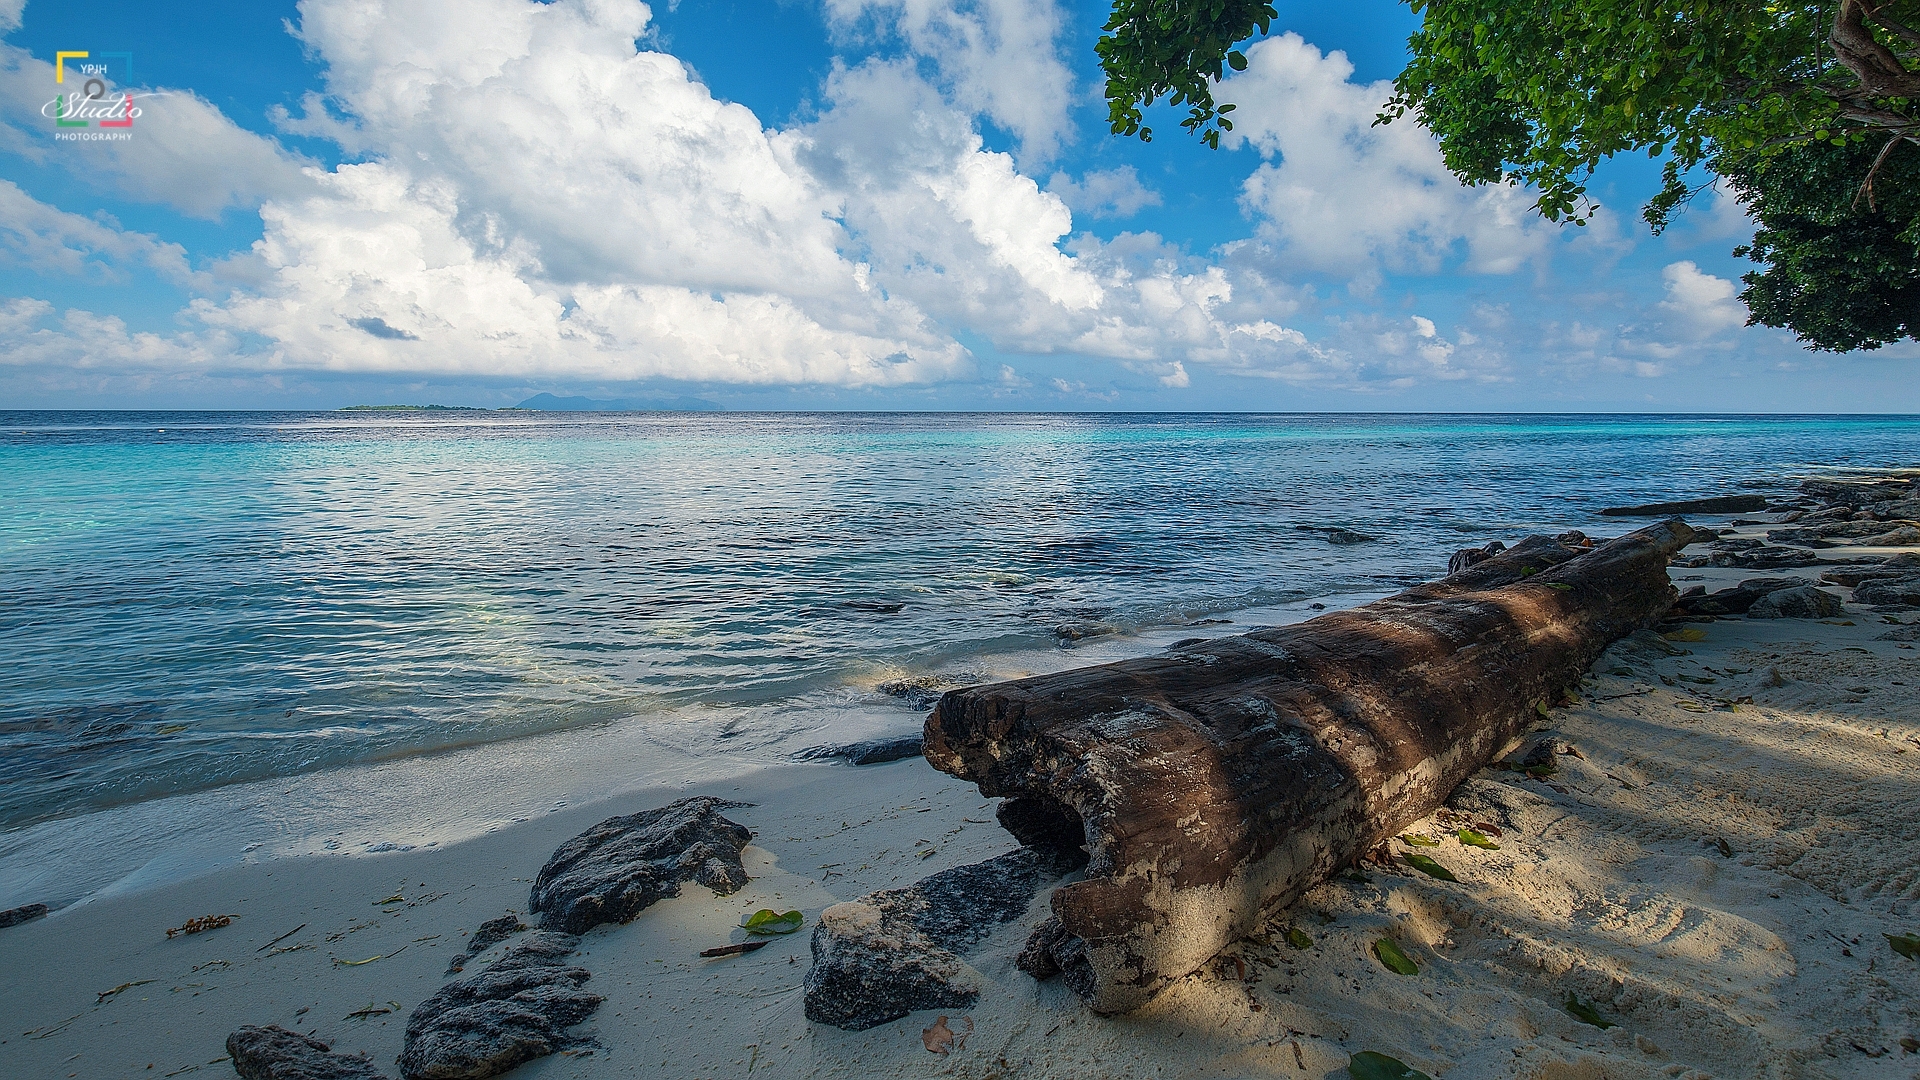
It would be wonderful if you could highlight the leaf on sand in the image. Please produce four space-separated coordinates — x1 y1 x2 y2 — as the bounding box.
1372 938 1418 975
1457 828 1500 850
740 909 804 935
1399 833 1441 847
1284 926 1313 949
921 1015 972 1055
1663 628 1707 642
1887 933 1920 959
1347 1050 1433 1080
375 893 405 906
1564 995 1616 1029
1546 582 1573 591
700 940 770 958
333 946 404 967
1402 852 1458 882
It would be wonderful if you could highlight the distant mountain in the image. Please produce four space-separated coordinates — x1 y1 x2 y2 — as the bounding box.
514 392 722 412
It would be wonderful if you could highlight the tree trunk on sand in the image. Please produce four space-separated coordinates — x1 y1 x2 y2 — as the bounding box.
922 519 1697 1015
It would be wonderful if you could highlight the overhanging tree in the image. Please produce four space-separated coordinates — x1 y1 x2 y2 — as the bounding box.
1099 1 1920 349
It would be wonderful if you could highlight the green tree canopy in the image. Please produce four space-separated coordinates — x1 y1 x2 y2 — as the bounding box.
1099 0 1920 349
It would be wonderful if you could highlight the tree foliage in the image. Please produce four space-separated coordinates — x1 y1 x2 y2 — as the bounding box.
1728 139 1920 350
1097 0 1920 350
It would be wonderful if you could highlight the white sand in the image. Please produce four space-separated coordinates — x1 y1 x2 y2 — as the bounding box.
4 572 1918 1079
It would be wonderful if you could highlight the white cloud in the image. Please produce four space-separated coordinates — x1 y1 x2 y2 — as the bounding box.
0 0 23 35
0 180 206 286
1224 34 1555 277
1046 166 1162 220
822 0 1074 160
1658 260 1748 337
0 296 49 334
0 46 318 218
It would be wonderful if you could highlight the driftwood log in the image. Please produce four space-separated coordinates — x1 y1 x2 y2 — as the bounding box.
923 519 1696 1014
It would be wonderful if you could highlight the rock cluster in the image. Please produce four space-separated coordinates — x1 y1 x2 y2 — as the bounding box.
1669 475 1920 593
803 847 1078 1030
398 931 602 1080
529 796 752 934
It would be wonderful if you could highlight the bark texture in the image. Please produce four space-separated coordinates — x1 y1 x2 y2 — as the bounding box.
923 520 1696 1014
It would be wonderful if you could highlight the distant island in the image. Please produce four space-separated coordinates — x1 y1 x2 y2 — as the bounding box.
513 392 722 412
338 404 486 411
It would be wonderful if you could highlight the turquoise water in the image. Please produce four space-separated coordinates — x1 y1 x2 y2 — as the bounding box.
2 411 1915 831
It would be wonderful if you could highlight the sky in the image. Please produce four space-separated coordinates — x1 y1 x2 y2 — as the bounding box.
0 0 1915 412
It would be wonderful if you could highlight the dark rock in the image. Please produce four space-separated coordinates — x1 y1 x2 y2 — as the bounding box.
1052 620 1119 643
1672 543 1824 570
1600 495 1767 517
1508 732 1577 769
448 914 527 975
842 601 905 614
803 848 1075 1030
876 673 982 711
1673 577 1802 617
1854 575 1920 607
1447 540 1506 576
0 902 48 928
228 1025 390 1080
794 735 924 766
1747 586 1847 620
1877 625 1920 641
1801 477 1920 509
1325 528 1375 545
529 797 752 935
1821 553 1920 587
399 931 601 1080
1014 915 1075 980
1858 525 1920 547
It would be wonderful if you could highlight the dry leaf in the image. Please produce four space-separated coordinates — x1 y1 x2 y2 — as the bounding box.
921 1015 973 1054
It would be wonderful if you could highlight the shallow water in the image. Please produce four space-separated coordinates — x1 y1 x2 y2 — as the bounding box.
2 410 1915 836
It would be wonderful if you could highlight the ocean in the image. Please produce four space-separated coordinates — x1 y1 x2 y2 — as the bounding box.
2 410 1915 903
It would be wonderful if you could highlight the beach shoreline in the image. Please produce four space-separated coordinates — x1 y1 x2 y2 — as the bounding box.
4 485 1919 1079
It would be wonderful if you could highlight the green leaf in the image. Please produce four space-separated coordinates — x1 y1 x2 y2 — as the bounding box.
1402 852 1458 881
1457 828 1500 850
1372 938 1419 975
1348 1051 1433 1080
1546 582 1573 591
740 909 804 935
1400 833 1441 846
1285 926 1313 949
1227 50 1248 71
1888 933 1920 959
1535 701 1552 719
1564 995 1616 1028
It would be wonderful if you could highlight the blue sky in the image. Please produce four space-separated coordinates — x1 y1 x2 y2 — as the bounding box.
0 0 1914 412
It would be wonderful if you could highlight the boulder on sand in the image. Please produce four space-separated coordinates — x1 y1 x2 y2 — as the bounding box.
1746 586 1847 620
529 796 752 934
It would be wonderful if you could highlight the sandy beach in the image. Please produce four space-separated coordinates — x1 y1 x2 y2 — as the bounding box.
4 519 1919 1080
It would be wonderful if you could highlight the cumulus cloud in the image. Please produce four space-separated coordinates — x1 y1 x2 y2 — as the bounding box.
0 0 22 35
0 46 317 218
1658 260 1749 338
1225 34 1555 278
822 0 1074 160
1047 167 1162 220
